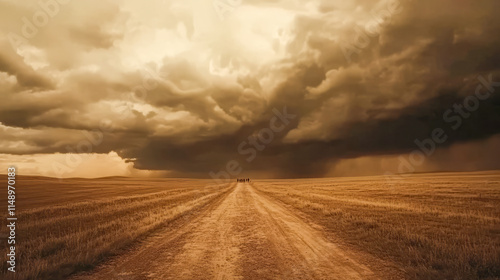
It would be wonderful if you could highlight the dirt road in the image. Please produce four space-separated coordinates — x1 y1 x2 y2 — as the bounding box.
72 183 383 280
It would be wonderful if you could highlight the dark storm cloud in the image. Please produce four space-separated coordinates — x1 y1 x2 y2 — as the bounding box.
123 85 500 178
0 0 499 177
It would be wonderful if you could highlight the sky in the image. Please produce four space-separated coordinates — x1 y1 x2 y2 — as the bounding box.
0 0 499 178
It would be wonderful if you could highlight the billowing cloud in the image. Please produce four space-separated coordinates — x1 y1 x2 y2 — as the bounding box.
0 0 499 178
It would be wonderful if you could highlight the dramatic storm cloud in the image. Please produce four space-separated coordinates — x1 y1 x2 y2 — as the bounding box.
0 0 499 178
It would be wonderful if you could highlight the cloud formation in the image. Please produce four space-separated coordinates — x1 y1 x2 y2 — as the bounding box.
0 0 499 178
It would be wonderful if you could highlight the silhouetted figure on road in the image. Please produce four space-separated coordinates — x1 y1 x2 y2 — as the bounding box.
236 178 250 183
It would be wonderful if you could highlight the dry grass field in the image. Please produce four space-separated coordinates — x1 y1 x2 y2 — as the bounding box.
0 171 499 280
0 176 231 280
253 171 500 280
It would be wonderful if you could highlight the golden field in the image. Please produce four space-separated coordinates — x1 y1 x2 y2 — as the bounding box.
0 176 230 280
0 171 499 279
254 171 500 279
